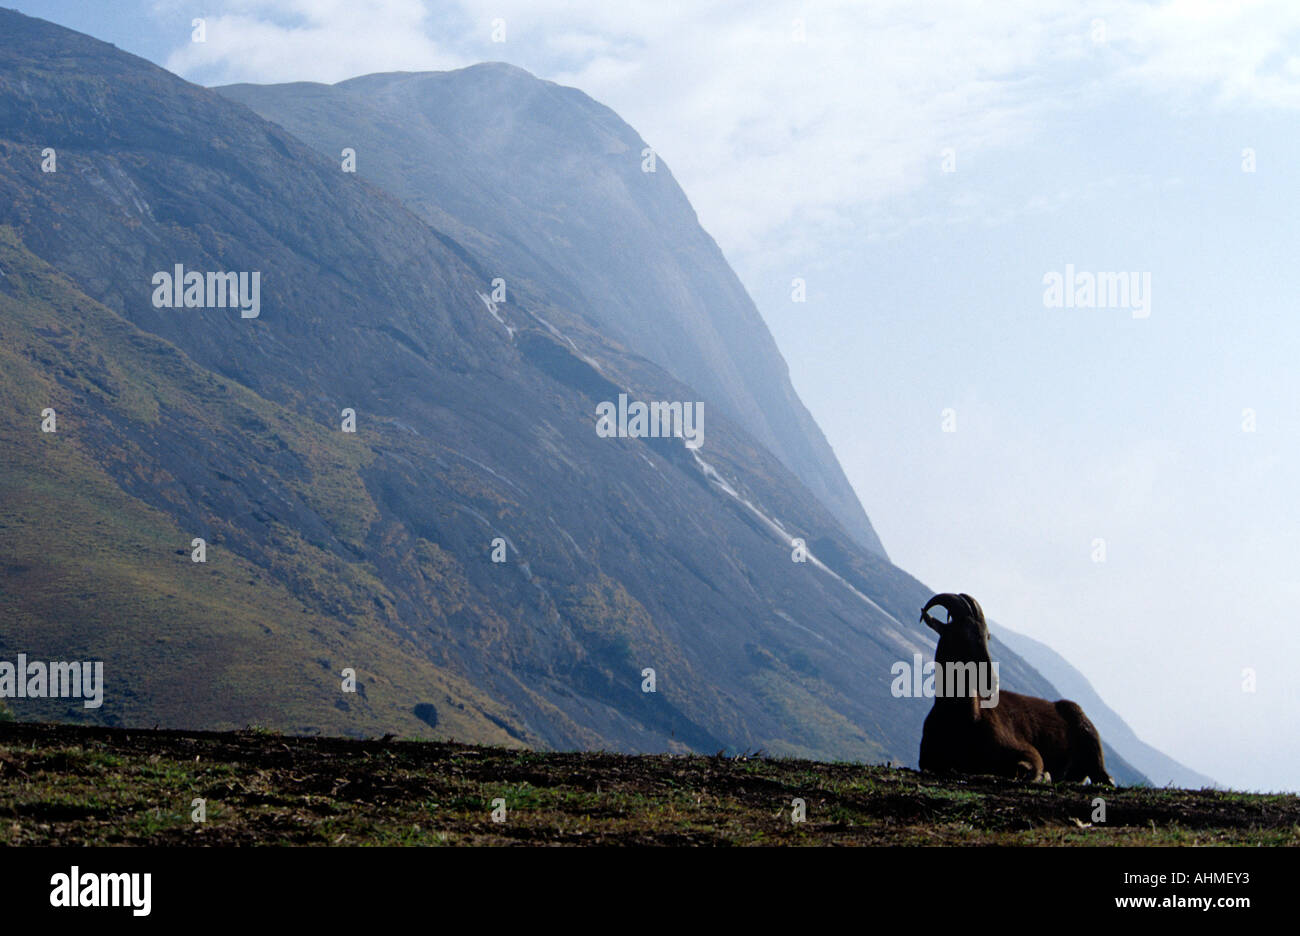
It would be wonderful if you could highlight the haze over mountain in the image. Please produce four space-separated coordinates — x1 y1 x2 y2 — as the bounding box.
991 624 1217 789
0 9 1191 785
218 64 1221 787
217 66 887 561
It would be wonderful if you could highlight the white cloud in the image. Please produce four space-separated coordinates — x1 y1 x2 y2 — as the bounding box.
1116 0 1300 108
156 0 1300 255
160 0 470 85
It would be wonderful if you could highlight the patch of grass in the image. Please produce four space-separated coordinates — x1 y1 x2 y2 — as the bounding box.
1 722 1294 846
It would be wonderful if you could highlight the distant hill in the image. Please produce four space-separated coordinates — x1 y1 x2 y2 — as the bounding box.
992 624 1217 789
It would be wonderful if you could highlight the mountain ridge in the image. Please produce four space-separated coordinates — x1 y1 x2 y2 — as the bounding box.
0 9 1161 786
218 64 890 561
992 623 1218 789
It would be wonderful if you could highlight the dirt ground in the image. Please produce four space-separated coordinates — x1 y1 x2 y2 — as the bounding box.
0 722 1294 845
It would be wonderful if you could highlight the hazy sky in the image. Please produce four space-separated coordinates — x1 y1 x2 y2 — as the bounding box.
13 0 1300 792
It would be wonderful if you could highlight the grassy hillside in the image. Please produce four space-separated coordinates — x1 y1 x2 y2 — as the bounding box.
0 227 520 744
0 722 1290 846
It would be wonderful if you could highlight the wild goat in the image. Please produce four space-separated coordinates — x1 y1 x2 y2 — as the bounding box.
917 593 1112 784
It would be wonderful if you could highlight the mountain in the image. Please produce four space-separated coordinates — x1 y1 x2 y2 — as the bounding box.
216 65 887 561
992 624 1217 789
0 9 1149 782
215 64 1198 785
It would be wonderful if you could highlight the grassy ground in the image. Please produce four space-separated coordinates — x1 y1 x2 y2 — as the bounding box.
0 722 1294 846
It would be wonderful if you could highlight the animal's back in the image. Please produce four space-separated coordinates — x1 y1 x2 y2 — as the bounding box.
1053 698 1112 783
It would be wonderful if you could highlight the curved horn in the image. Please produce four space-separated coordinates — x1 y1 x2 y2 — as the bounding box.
959 593 985 624
920 593 969 632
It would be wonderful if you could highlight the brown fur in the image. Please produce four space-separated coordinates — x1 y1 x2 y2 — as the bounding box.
917 593 1112 784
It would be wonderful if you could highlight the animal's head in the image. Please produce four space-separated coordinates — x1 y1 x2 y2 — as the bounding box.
920 593 991 668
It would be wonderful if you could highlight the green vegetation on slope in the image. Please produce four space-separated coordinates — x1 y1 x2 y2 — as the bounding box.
0 227 519 744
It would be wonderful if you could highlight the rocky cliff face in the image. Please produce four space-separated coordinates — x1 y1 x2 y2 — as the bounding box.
0 9 1148 782
218 64 888 560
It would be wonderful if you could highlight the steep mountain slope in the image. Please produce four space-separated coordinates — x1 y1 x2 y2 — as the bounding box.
0 229 519 743
992 624 1217 789
0 10 1146 782
214 65 1190 785
217 66 887 560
